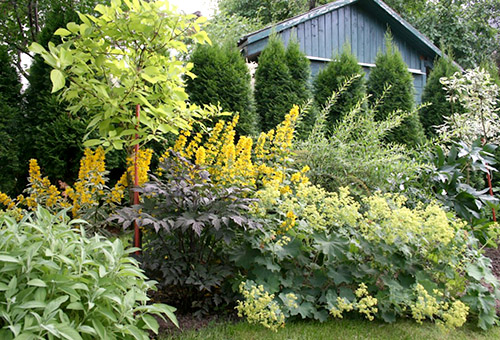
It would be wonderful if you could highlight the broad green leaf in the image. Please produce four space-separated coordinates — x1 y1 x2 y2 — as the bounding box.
0 255 20 263
54 28 71 37
83 139 103 147
50 69 65 93
141 314 159 334
19 301 46 309
27 279 47 287
92 319 106 339
57 324 83 340
29 42 45 54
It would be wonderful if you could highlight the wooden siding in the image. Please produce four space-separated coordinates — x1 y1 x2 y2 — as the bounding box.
244 1 432 102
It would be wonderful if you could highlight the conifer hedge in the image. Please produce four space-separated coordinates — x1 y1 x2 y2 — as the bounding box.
420 56 462 137
186 43 258 135
313 44 366 134
367 33 425 146
0 46 21 195
255 35 294 132
285 38 311 108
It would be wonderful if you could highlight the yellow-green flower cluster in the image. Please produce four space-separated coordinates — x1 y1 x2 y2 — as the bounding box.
355 283 378 321
410 284 469 330
23 159 65 211
66 147 107 216
236 282 285 331
360 193 460 254
330 284 377 320
330 297 354 319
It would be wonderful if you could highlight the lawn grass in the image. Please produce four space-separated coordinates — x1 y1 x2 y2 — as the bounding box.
159 318 500 340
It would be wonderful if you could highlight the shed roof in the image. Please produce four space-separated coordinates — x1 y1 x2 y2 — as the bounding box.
238 0 442 60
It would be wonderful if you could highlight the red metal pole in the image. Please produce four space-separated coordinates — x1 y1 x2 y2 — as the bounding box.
134 104 141 253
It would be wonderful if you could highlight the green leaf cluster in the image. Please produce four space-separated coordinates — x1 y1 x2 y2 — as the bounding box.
255 35 310 131
367 33 425 147
0 207 177 339
185 43 258 136
313 44 366 134
419 56 463 137
30 0 212 152
298 79 424 196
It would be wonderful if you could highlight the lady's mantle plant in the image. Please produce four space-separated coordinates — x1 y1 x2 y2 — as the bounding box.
0 208 177 339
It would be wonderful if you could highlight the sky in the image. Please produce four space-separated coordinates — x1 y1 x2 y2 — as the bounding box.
168 0 218 17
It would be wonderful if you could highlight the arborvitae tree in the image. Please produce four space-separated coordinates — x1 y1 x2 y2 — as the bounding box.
255 34 293 131
185 43 257 135
367 33 425 146
0 46 22 194
420 56 462 137
313 44 366 133
285 38 311 106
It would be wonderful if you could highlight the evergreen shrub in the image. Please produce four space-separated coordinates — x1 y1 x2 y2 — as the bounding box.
420 56 463 137
313 44 366 134
367 33 425 146
255 34 294 131
186 43 258 135
0 46 22 195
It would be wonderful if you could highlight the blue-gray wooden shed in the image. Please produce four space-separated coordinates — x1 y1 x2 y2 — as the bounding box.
238 0 445 103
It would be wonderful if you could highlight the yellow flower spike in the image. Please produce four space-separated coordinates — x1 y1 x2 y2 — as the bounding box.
195 146 206 165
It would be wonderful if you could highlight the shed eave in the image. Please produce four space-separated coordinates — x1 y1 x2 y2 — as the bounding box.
238 0 445 63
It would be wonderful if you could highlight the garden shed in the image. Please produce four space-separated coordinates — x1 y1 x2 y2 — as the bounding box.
238 0 444 103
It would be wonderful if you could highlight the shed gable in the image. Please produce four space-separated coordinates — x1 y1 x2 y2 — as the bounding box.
239 0 442 103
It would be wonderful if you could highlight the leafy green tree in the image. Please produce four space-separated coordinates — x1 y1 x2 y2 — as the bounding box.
419 56 463 137
205 11 261 47
0 46 22 194
218 0 329 26
186 43 258 135
286 38 311 107
0 0 103 79
254 35 294 131
384 0 500 68
31 0 212 154
313 44 365 133
367 33 424 146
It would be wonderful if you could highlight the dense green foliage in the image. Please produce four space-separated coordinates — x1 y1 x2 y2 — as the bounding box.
217 0 330 26
113 152 259 315
285 39 311 108
21 8 89 190
367 34 424 146
0 0 103 78
32 0 212 153
0 47 22 195
313 45 365 133
254 35 294 131
419 57 463 137
204 11 261 47
186 43 258 136
384 0 500 68
0 208 177 339
298 88 420 195
233 181 499 330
